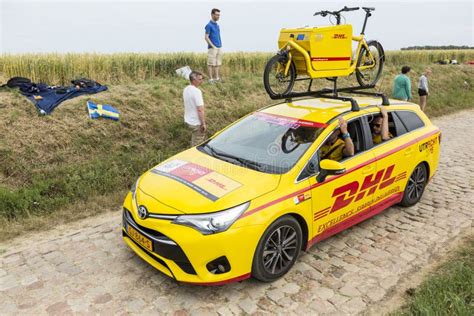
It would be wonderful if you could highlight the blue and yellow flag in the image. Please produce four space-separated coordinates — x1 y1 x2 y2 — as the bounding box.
87 101 119 121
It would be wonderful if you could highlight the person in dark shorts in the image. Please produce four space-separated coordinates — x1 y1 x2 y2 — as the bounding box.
418 68 432 111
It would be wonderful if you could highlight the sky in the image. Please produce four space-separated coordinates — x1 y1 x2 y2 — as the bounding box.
0 0 473 54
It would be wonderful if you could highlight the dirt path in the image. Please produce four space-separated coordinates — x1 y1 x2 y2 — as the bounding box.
1 110 473 315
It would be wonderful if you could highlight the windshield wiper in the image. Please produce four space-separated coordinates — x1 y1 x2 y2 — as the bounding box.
202 144 264 171
202 143 219 157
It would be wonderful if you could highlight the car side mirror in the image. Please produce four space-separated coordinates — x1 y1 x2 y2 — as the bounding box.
316 159 346 183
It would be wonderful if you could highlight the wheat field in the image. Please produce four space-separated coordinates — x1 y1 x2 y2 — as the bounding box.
1 50 472 85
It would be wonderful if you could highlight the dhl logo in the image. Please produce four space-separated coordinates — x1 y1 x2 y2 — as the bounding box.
314 165 407 221
333 34 347 39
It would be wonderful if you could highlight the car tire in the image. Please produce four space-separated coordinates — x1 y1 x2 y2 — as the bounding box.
400 163 428 207
252 215 302 282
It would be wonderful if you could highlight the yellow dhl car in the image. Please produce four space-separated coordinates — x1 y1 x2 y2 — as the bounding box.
122 97 440 285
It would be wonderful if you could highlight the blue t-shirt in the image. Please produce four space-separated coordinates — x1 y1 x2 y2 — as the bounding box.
205 20 222 48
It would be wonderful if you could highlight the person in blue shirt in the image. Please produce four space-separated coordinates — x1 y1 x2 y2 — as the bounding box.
205 8 222 83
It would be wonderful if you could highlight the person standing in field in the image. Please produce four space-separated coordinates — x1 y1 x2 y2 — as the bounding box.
205 8 222 83
183 71 207 147
418 68 432 111
392 66 412 101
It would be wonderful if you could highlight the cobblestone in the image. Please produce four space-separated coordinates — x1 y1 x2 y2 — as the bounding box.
0 110 473 314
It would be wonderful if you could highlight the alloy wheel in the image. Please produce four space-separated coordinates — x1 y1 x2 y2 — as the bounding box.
262 225 298 275
407 165 426 201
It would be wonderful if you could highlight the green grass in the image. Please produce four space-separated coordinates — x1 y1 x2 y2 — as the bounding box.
394 237 474 315
0 52 472 240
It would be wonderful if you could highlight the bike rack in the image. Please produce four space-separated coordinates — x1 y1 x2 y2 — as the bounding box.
276 79 390 112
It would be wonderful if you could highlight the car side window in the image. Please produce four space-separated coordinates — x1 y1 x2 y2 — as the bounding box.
298 151 319 181
395 111 425 132
392 112 408 136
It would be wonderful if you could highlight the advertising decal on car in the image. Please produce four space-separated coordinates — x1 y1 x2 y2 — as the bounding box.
255 112 327 129
151 160 242 201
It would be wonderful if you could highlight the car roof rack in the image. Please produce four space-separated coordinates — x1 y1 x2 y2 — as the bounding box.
273 78 389 112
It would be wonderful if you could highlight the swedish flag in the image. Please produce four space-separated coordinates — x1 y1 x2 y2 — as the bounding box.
87 101 119 121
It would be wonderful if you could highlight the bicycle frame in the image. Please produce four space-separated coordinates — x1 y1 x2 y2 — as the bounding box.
281 34 376 79
264 6 384 99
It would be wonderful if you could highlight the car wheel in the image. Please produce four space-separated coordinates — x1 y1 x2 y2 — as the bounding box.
400 163 428 207
252 215 302 282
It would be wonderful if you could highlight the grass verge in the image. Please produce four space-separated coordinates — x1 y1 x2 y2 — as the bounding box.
394 236 474 315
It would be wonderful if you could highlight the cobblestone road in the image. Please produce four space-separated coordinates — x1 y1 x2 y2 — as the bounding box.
1 110 473 315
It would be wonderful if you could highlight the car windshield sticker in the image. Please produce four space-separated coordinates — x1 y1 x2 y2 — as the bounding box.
152 160 242 201
255 112 327 129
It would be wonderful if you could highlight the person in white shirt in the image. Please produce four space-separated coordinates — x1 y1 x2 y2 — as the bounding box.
183 71 207 146
418 68 432 112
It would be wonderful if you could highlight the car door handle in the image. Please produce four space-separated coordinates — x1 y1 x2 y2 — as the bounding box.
404 148 414 157
362 165 375 174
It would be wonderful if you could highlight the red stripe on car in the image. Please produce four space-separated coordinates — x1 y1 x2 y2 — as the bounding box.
306 192 403 249
182 273 251 286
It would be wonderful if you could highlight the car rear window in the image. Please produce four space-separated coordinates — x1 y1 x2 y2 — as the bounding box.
395 111 425 132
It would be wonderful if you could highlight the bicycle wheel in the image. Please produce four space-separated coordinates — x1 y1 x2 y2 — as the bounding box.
356 40 385 87
281 130 300 154
263 54 296 98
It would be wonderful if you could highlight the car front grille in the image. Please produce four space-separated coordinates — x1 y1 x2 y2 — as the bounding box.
123 208 197 275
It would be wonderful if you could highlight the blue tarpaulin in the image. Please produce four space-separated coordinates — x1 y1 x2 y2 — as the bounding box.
21 84 107 115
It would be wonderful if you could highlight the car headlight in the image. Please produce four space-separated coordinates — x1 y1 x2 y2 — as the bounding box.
172 202 250 235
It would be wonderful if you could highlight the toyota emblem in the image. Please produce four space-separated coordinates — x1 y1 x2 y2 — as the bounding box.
138 205 148 219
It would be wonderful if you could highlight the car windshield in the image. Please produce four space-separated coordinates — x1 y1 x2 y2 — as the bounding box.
198 112 325 174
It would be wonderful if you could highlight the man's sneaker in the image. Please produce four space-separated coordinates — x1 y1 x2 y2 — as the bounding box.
209 79 215 84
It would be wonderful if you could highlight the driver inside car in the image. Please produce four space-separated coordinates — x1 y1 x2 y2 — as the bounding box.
319 117 354 161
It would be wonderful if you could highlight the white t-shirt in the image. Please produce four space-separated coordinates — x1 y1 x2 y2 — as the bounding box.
183 85 204 126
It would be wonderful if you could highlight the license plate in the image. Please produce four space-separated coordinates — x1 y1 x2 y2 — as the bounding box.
127 225 153 252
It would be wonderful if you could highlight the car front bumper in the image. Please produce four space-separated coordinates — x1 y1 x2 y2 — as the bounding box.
122 207 264 285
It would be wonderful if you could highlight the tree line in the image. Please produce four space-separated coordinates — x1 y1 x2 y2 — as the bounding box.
401 45 473 50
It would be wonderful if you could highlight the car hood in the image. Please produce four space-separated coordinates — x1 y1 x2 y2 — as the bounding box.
137 148 281 214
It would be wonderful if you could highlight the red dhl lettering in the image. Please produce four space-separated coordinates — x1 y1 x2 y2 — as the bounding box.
330 165 397 213
207 178 226 190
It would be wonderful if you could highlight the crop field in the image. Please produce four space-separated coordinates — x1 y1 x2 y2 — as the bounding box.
0 50 473 85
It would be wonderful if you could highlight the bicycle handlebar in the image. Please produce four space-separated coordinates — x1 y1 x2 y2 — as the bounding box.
313 10 329 16
314 6 360 16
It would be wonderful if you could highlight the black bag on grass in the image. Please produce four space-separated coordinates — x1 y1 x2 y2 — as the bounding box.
6 77 32 88
71 78 101 88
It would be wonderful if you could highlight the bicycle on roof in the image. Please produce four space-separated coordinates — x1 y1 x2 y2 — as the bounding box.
263 6 385 99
